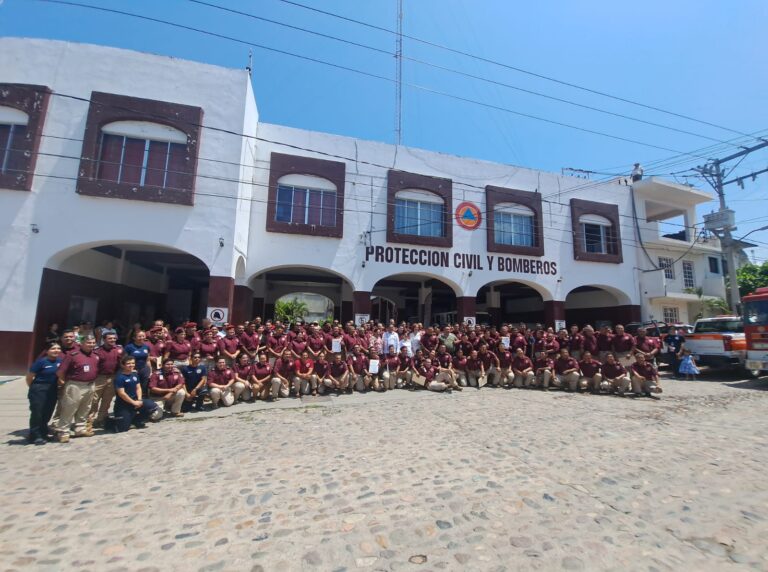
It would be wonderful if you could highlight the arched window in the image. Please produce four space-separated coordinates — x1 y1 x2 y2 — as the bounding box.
0 106 29 176
96 120 188 189
494 203 534 247
579 213 617 255
275 174 337 227
394 189 445 238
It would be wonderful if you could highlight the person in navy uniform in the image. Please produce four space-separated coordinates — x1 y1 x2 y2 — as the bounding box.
180 353 209 411
664 326 686 378
26 343 62 444
113 356 160 432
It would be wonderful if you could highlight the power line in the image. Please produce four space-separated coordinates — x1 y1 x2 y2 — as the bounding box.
33 0 713 159
187 0 742 149
271 0 762 144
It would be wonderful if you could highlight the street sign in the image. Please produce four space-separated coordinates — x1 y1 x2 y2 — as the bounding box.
207 307 228 326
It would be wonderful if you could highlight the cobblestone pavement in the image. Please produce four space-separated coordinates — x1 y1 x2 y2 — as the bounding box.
1 372 768 572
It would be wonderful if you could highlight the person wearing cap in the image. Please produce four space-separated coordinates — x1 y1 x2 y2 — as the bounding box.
511 347 535 388
533 351 554 390
578 351 604 393
163 328 191 368
630 353 663 397
149 360 187 417
207 358 238 407
602 353 631 396
184 322 201 347
217 324 241 366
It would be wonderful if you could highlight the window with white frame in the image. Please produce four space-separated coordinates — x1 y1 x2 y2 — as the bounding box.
658 256 675 280
394 189 445 237
494 203 535 247
682 260 696 289
663 306 680 323
275 174 337 227
96 121 188 189
579 213 617 255
0 106 29 176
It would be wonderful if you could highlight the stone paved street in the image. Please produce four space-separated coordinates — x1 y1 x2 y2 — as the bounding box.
1 373 768 571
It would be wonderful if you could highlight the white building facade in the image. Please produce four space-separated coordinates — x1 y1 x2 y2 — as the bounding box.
0 39 725 372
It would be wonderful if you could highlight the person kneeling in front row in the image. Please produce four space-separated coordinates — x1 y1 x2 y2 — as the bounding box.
180 353 210 411
113 356 161 432
207 358 239 407
554 348 581 391
149 360 187 417
602 353 631 396
578 351 605 394
630 354 663 397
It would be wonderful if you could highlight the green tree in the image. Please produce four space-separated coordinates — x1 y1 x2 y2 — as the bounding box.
737 262 768 297
274 297 309 324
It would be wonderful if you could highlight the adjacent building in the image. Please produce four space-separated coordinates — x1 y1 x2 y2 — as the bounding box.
0 38 726 372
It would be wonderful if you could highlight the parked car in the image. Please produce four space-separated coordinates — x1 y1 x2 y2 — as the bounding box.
684 316 746 369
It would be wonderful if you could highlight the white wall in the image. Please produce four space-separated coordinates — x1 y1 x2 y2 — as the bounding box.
0 38 254 331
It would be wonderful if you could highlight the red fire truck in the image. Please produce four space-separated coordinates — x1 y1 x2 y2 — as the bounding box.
743 286 768 378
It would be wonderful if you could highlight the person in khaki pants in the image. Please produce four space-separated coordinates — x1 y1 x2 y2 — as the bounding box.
56 336 100 442
578 351 604 393
533 352 554 390
91 333 123 428
554 348 581 391
149 360 187 416
602 353 631 396
511 348 535 388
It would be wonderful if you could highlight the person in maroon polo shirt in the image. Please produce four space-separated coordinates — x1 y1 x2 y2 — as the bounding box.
267 326 288 365
477 344 500 387
630 354 663 396
569 325 585 361
90 332 123 428
163 328 192 368
207 358 238 407
347 345 371 392
611 325 636 367
602 353 631 396
380 346 399 391
511 347 535 388
496 345 514 387
596 326 613 363
581 325 599 357
633 327 660 364
294 350 316 396
533 351 554 390
197 328 219 370
250 353 273 401
149 360 187 416
578 350 604 393
239 322 261 360
554 348 581 391
217 324 241 365
55 335 100 442
272 349 296 399
232 353 254 402
321 353 349 394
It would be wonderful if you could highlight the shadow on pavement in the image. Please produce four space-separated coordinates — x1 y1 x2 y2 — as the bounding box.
723 379 768 391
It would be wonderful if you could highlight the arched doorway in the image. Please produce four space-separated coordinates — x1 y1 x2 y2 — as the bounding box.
274 292 335 323
371 274 459 325
33 242 209 350
476 281 549 327
564 285 636 327
371 296 398 324
249 266 354 323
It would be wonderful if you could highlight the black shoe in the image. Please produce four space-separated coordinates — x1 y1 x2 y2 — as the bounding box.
34 437 46 446
134 422 147 429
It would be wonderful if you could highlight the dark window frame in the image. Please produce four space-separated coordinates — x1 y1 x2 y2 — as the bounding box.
266 152 346 238
486 186 544 256
570 198 623 264
708 256 720 274
387 170 453 248
0 83 51 192
77 92 203 206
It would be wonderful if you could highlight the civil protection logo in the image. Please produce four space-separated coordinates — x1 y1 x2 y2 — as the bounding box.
455 201 482 230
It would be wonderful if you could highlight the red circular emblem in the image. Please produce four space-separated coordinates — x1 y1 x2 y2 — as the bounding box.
455 201 482 230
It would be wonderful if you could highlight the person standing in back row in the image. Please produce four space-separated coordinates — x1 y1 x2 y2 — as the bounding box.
55 335 100 443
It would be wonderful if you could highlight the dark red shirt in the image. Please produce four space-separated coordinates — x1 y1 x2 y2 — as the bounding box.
596 333 613 352
612 334 635 353
149 370 184 390
291 340 308 355
94 344 123 375
579 359 601 378
295 358 314 374
512 356 533 372
217 336 240 356
252 362 273 380
497 350 513 368
602 362 626 379
347 354 369 374
233 363 252 380
165 340 191 361
635 336 659 354
313 360 329 377
329 361 348 378
60 350 100 382
419 365 437 382
582 335 599 354
240 332 261 352
384 355 400 371
555 357 579 374
569 334 584 352
631 362 658 380
466 357 482 371
477 351 497 370
437 353 452 368
273 358 295 378
307 335 326 352
198 340 218 360
534 357 554 371
207 368 234 387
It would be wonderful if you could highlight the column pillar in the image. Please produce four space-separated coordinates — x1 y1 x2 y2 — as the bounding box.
486 288 502 326
543 301 565 328
457 296 476 324
207 276 234 323
353 291 372 320
232 285 254 324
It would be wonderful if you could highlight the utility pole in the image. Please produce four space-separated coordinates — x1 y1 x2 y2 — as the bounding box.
394 0 403 146
695 139 768 313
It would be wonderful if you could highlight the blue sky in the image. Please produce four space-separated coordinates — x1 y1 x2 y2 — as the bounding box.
2 0 767 261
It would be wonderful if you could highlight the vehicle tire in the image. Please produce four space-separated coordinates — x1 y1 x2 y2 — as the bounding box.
746 368 761 379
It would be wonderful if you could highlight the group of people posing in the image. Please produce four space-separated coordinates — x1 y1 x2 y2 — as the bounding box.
26 318 676 444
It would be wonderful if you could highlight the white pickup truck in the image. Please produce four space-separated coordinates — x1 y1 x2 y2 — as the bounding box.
683 316 747 369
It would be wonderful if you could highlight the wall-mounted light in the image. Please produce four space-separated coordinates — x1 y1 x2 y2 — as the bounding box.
30 224 39 234
218 237 224 248
468 270 473 277
362 261 366 268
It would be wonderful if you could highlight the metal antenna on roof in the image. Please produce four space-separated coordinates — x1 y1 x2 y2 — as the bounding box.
246 49 253 77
